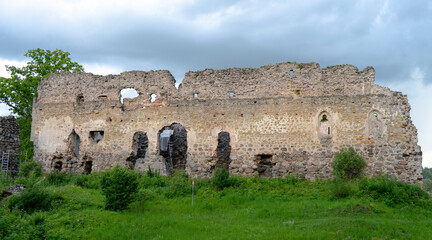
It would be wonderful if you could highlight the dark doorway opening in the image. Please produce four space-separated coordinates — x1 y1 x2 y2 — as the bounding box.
159 123 187 173
215 132 231 170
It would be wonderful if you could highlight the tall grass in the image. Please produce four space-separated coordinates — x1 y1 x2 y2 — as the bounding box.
1 170 431 239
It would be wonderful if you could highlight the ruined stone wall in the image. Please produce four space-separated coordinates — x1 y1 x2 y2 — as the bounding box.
30 62 423 183
0 116 20 175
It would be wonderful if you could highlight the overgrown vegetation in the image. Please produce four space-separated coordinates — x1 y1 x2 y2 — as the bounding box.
100 165 138 211
423 167 432 192
212 168 231 190
332 146 366 180
0 163 431 239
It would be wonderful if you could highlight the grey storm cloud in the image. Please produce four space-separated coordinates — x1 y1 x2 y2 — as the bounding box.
1 0 432 166
0 0 431 85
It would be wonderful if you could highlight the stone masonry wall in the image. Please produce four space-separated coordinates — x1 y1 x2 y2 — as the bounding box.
0 116 20 176
30 62 423 183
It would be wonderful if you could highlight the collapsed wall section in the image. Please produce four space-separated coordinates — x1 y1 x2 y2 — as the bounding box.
30 62 422 183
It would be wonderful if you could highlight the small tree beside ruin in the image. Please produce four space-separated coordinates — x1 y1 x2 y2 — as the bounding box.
332 146 366 180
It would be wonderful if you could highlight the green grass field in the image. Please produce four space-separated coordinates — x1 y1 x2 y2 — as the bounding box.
1 171 432 240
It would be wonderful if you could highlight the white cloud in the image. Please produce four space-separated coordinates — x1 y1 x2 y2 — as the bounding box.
83 63 123 76
0 58 26 78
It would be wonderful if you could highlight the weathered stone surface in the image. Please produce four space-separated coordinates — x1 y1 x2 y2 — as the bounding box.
30 62 423 183
0 116 20 176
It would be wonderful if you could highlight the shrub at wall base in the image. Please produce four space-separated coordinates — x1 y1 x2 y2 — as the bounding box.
101 165 138 211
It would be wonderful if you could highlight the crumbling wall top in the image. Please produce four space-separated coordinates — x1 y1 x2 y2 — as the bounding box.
35 62 391 104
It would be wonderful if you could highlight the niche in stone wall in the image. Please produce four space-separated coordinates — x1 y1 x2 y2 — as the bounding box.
256 154 274 177
158 123 187 173
68 130 81 158
215 132 231 170
54 160 63 172
318 112 332 139
367 110 384 140
84 160 92 174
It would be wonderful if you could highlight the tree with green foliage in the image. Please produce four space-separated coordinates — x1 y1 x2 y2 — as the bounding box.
101 165 139 211
332 146 366 180
0 49 84 157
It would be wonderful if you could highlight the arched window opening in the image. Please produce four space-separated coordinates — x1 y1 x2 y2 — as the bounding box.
69 130 81 158
229 91 234 98
367 110 384 139
193 93 198 98
318 112 332 139
120 88 138 104
150 93 157 103
158 123 187 173
321 115 328 122
215 132 231 170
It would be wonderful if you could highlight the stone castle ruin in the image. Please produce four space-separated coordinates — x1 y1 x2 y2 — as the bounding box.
0 116 20 176
30 62 423 183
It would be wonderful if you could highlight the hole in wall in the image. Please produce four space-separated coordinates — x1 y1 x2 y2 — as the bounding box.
127 132 148 169
158 123 187 173
69 130 81 157
290 70 294 77
229 91 234 98
84 161 92 174
98 94 108 100
256 154 273 177
120 88 138 104
54 161 63 172
320 115 328 122
215 132 231 170
89 131 104 143
150 93 157 103
77 94 84 104
193 93 198 98
296 90 300 95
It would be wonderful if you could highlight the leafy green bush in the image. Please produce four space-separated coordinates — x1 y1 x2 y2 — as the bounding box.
212 168 231 190
101 165 139 211
140 169 167 188
332 147 366 180
423 167 432 180
164 172 190 198
19 159 42 178
423 179 432 193
359 175 429 207
71 173 101 189
46 171 69 185
8 187 53 214
330 179 358 199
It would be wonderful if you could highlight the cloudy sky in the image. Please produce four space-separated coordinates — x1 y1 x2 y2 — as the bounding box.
0 0 431 166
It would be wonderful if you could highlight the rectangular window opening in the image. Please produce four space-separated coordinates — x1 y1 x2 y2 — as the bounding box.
90 131 104 143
